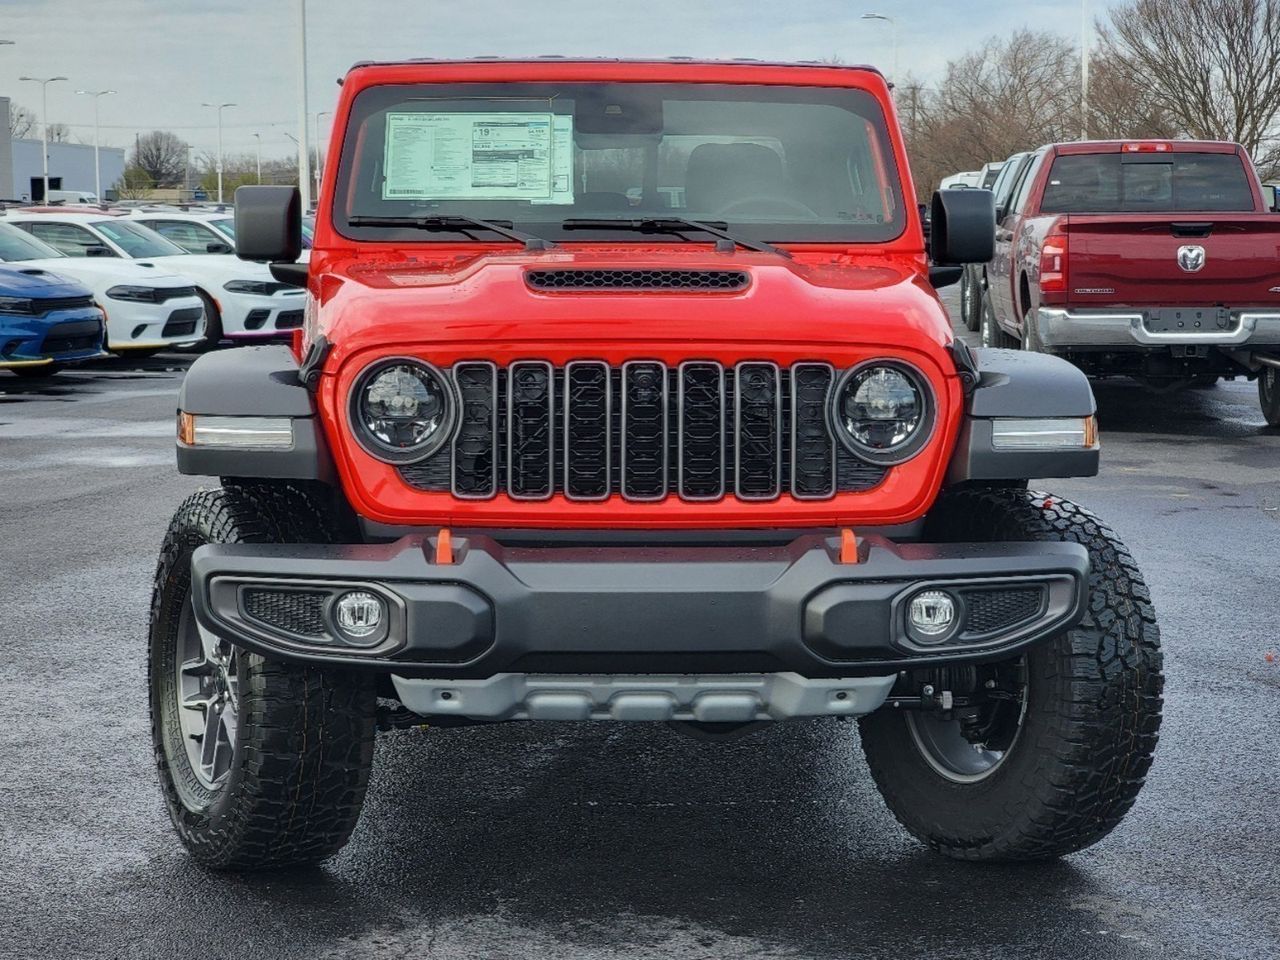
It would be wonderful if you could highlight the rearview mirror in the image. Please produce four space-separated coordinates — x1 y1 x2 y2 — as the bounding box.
234 185 301 264
930 189 995 265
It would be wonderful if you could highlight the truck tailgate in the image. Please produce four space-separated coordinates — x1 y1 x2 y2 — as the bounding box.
1064 215 1280 308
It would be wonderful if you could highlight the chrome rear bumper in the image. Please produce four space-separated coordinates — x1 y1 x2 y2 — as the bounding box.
1034 308 1280 350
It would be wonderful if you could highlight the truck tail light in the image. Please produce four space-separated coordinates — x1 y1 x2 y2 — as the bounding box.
1122 142 1172 153
1039 229 1068 295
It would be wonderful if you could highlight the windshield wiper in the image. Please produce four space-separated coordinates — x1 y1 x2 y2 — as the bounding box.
348 215 555 251
561 217 791 259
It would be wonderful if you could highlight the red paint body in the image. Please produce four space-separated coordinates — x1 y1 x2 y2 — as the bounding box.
307 59 960 529
988 139 1280 332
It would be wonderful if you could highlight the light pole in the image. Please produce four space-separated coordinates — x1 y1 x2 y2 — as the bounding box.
252 133 262 184
312 110 330 201
75 89 115 202
1080 0 1091 140
19 76 68 203
296 0 311 210
861 13 898 85
201 101 236 203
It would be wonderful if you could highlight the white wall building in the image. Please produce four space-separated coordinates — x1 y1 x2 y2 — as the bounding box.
2 95 126 202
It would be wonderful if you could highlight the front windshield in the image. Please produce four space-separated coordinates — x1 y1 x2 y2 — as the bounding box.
92 219 187 257
334 81 906 244
0 222 65 261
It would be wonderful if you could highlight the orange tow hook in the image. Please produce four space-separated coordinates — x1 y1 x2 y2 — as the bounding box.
839 528 860 564
434 528 454 565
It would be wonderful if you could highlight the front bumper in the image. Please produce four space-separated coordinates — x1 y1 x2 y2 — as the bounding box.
220 290 305 337
104 296 206 349
1033 307 1280 351
191 533 1089 717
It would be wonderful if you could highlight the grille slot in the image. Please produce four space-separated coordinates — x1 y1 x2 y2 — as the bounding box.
40 319 102 355
452 362 499 499
32 295 95 316
242 588 328 637
564 361 612 501
678 362 726 500
162 307 203 338
791 363 837 499
734 362 782 500
527 269 750 291
621 361 669 501
401 360 887 501
507 360 554 500
964 588 1045 635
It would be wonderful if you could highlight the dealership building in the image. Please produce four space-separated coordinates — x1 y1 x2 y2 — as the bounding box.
1 96 126 202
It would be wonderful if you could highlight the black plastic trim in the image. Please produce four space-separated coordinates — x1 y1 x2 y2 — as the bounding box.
189 533 1090 679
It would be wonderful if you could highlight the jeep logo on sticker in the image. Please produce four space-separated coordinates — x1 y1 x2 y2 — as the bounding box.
1177 245 1206 273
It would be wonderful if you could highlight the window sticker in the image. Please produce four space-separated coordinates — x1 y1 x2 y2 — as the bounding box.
381 112 568 201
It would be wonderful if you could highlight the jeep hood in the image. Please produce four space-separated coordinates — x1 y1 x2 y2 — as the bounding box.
315 247 950 363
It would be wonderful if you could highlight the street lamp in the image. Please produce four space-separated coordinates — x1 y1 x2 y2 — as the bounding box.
252 133 262 184
861 13 898 84
201 101 236 203
1080 0 1091 140
296 0 311 211
312 110 331 201
19 76 68 203
75 89 115 202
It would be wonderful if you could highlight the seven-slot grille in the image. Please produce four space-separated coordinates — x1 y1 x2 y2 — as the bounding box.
399 361 887 502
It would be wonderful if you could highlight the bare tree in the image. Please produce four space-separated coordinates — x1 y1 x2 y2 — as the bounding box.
1098 0 1280 175
906 31 1080 198
7 101 37 139
131 130 189 188
45 122 72 143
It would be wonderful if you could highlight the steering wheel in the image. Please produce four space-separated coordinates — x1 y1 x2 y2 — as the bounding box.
714 196 820 219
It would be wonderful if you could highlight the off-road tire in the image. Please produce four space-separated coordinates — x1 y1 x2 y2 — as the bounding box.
859 488 1163 861
149 483 376 870
1259 367 1280 427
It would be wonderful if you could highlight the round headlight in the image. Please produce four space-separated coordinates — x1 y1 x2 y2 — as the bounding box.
832 362 932 464
350 359 456 463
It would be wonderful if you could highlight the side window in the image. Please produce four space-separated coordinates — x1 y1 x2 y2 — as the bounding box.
149 220 211 253
989 158 1022 209
20 222 111 257
1008 153 1044 218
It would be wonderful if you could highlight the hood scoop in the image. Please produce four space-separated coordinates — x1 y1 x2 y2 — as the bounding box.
526 268 750 292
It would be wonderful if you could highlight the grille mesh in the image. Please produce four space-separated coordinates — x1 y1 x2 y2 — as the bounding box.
527 269 750 291
964 588 1045 634
242 589 328 636
399 361 887 502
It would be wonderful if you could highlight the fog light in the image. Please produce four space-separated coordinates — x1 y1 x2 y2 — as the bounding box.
908 590 956 643
334 591 384 641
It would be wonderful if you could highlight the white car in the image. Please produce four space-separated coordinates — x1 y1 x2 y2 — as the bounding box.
0 221 205 353
5 212 306 345
129 208 314 264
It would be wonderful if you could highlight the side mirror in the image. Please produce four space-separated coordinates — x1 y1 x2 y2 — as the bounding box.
85 244 115 258
234 185 301 264
206 241 233 254
1263 184 1279 213
930 188 995 265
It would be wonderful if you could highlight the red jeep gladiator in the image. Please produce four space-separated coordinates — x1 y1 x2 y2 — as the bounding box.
981 139 1280 423
149 59 1162 870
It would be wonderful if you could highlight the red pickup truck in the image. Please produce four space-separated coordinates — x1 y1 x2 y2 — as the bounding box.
981 140 1280 424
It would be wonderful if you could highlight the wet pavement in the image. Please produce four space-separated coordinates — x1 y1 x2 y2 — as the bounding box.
1 316 1278 960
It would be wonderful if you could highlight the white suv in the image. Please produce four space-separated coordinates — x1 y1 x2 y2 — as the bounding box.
6 212 305 346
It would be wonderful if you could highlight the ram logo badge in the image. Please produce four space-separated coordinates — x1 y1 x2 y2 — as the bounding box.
1177 245 1207 273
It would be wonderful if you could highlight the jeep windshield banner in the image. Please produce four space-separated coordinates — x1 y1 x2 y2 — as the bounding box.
383 112 574 203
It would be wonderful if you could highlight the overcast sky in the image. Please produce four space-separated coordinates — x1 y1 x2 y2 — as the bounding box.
1 0 1116 160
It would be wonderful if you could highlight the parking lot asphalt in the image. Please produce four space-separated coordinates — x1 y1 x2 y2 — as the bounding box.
1 298 1278 960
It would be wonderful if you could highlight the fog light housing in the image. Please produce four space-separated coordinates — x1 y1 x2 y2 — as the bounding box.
333 590 385 644
907 590 957 644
